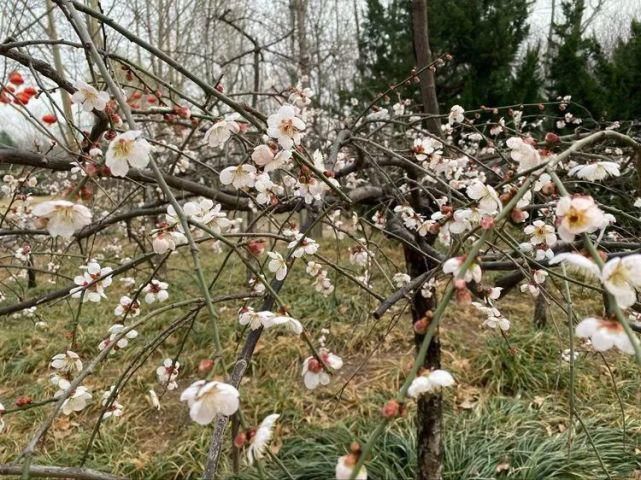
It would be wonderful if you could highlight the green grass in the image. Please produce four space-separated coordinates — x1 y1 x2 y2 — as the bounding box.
1 236 640 479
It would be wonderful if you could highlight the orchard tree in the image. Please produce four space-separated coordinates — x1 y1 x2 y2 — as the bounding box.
1 1 641 480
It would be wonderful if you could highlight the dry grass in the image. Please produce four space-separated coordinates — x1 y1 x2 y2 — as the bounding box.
0 233 640 479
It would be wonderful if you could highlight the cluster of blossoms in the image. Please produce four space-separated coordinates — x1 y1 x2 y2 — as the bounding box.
306 261 334 296
98 323 139 352
70 261 113 302
156 359 180 390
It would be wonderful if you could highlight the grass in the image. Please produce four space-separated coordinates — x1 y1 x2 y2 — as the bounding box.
0 232 640 479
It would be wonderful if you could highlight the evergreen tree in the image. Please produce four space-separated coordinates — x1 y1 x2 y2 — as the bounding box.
598 20 641 120
511 45 544 104
355 0 535 110
355 0 414 100
547 0 606 119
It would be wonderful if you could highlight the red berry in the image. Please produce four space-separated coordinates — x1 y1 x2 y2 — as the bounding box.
42 114 57 125
8 71 24 86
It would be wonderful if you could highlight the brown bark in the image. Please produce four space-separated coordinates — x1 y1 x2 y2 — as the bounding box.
409 1 443 479
411 0 440 136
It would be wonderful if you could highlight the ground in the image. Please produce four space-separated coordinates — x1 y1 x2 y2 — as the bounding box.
0 231 639 479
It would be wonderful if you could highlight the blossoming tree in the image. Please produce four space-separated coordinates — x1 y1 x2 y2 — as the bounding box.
1 1 641 480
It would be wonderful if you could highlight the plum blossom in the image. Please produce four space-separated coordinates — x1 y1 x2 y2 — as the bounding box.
413 137 443 162
50 351 82 374
600 255 641 308
524 220 557 247
219 164 257 189
70 261 113 302
569 162 620 181
98 324 139 352
266 104 305 149
336 454 367 480
506 136 542 172
143 279 169 304
204 119 240 148
576 317 634 354
254 173 284 205
105 130 152 177
466 180 502 214
301 348 343 390
288 233 319 258
180 380 239 425
101 387 124 419
267 251 288 281
71 80 109 111
393 273 411 288
32 200 92 239
54 379 92 415
152 227 188 254
549 253 601 278
247 413 280 465
407 369 455 398
448 105 465 124
443 256 482 284
555 196 607 242
349 243 373 267
474 302 510 331
251 145 292 172
238 307 302 334
156 358 180 390
114 295 141 317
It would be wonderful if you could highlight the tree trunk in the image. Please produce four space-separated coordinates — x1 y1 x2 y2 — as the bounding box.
411 0 440 135
533 289 547 329
405 247 442 480
409 1 443 479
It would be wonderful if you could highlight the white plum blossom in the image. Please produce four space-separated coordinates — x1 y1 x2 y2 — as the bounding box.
555 196 607 242
576 317 634 354
524 220 557 247
71 80 109 111
238 307 302 334
407 369 455 398
466 180 502 214
448 105 465 124
549 253 601 278
204 119 240 148
70 261 113 302
336 455 367 480
247 413 280 465
472 302 510 331
98 324 139 352
105 130 152 177
600 255 641 308
32 200 92 239
156 358 180 390
178 199 231 234
114 295 140 317
349 244 373 267
506 136 542 172
50 351 82 374
152 229 188 254
569 162 620 181
143 279 169 304
288 233 319 258
180 380 240 425
254 172 284 205
267 251 288 281
101 387 124 419
266 104 305 149
443 256 482 284
54 379 92 415
301 349 343 390
220 164 257 189
393 273 411 288
413 137 443 162
251 145 292 172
